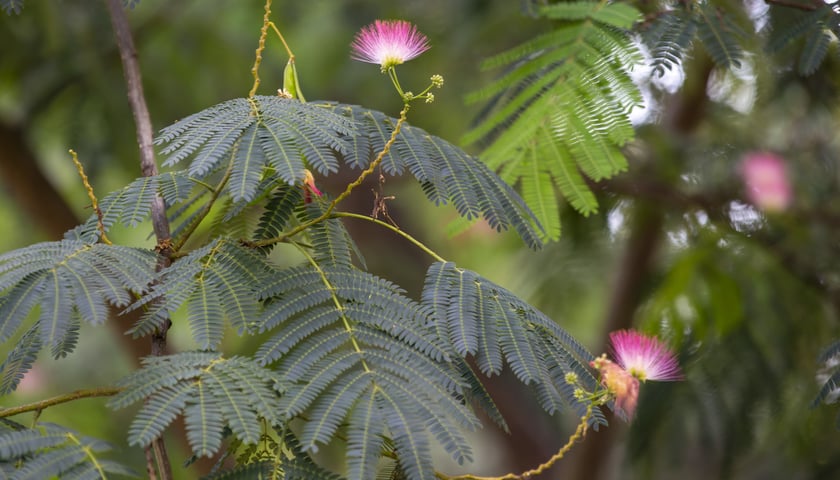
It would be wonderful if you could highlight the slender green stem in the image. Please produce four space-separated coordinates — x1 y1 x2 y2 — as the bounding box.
291 241 372 373
332 212 446 263
0 387 123 419
67 432 108 479
388 68 405 97
171 156 236 252
267 21 294 58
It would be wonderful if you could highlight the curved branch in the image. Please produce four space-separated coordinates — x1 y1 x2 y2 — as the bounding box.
0 387 122 419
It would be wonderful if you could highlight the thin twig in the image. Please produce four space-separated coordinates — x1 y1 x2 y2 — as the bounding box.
437 407 593 480
249 0 273 97
332 212 446 263
105 1 174 478
0 387 122 418
69 149 111 245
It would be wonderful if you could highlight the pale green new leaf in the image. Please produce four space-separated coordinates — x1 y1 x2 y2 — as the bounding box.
466 6 643 240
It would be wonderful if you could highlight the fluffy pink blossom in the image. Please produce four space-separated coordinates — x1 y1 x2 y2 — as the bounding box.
592 330 683 419
350 20 430 70
609 330 683 382
740 152 792 212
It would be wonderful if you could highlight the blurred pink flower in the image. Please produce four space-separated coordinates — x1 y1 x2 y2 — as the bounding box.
17 365 47 394
350 20 430 70
591 356 640 419
741 152 792 212
592 330 683 419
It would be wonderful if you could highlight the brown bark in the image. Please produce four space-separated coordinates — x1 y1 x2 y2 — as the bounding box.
105 0 173 477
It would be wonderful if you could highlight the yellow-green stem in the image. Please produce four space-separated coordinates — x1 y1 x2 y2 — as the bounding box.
437 406 593 480
249 0 273 98
332 212 446 263
292 242 371 373
171 155 236 252
70 149 111 245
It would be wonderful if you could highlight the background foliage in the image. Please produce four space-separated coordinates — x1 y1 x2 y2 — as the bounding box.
1 0 840 479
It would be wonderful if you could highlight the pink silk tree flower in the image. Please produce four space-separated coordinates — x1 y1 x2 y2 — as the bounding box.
740 152 792 212
592 330 683 419
350 20 430 71
591 356 640 419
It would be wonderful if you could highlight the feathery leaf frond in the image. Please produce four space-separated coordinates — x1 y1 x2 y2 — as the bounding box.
464 3 643 241
695 4 745 69
156 97 354 203
125 238 272 348
0 323 40 395
0 423 137 479
421 261 603 420
317 103 544 248
110 352 284 458
255 262 477 480
0 0 23 15
0 241 158 363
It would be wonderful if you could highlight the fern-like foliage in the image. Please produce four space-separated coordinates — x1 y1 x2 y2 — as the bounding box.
151 97 542 249
109 352 284 458
813 339 840 427
766 5 838 76
0 323 40 395
0 0 22 14
0 423 137 479
0 240 158 373
464 2 643 240
318 103 543 248
640 2 746 75
255 259 479 480
124 238 273 348
421 261 604 423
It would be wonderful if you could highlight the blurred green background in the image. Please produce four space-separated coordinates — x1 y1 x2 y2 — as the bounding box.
2 1 840 479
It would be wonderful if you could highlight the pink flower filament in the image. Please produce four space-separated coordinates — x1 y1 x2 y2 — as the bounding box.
350 20 430 70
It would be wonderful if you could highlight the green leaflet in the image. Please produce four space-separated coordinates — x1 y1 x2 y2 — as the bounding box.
465 4 643 241
0 423 137 479
0 241 158 364
421 261 605 422
110 352 284 458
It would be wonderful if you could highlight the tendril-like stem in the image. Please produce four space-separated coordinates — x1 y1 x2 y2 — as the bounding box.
437 406 593 480
249 0 273 98
268 21 294 58
69 149 111 245
332 212 446 263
